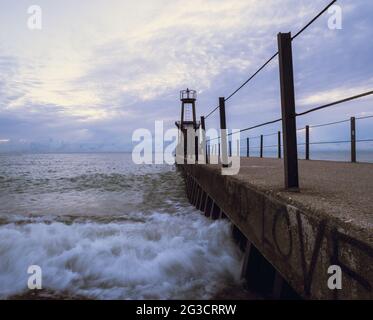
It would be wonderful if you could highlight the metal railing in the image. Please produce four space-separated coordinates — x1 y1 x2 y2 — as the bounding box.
199 0 373 190
207 115 373 163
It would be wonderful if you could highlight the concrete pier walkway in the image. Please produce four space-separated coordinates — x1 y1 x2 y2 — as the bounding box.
232 158 373 231
181 158 373 299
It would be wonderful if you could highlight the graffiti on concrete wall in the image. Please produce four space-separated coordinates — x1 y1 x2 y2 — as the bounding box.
184 170 373 298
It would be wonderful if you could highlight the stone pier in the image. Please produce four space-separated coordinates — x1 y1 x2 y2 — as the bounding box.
179 158 373 300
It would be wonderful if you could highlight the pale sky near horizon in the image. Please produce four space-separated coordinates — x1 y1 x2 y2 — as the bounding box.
0 0 372 153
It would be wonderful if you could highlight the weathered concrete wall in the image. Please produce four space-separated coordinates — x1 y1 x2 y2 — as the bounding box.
181 164 373 300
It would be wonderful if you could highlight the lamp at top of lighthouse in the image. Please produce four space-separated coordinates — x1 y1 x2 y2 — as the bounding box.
180 88 197 102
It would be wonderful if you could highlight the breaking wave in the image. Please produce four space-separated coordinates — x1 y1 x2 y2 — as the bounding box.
0 212 242 299
0 154 244 299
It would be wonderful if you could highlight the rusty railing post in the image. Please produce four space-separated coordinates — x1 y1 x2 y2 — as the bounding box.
278 32 299 190
305 125 310 160
351 117 356 163
219 97 229 168
247 138 250 157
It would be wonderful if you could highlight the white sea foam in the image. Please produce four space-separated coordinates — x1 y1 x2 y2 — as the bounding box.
0 212 243 299
0 154 244 299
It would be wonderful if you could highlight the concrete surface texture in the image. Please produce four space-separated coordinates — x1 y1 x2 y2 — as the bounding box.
182 158 373 299
237 158 373 232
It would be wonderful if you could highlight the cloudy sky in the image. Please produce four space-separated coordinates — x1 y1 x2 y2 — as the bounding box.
0 0 372 153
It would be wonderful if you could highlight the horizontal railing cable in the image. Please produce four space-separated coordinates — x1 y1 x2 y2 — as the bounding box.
206 117 282 142
205 105 220 119
357 115 373 120
250 145 278 149
248 135 262 140
242 139 373 150
298 115 373 131
224 52 279 102
204 0 338 118
296 90 373 117
291 0 337 41
263 132 279 137
228 118 282 136
207 137 373 146
356 139 373 143
309 118 350 128
206 113 373 144
224 0 338 103
206 136 220 143
301 139 373 145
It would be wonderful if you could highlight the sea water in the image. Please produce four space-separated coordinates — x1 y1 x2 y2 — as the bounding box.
0 153 243 299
